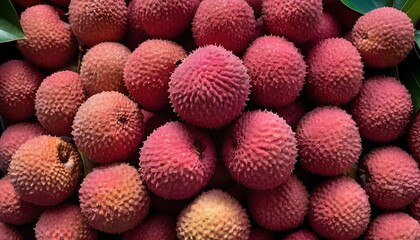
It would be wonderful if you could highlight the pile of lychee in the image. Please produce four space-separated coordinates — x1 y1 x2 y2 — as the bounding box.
0 0 419 239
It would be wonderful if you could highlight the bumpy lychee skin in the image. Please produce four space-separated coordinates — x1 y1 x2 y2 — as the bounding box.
135 0 199 39
410 197 420 221
275 99 306 129
263 0 323 43
80 42 131 96
409 111 420 163
0 122 47 173
177 190 250 240
283 229 318 240
193 0 256 54
72 91 144 164
8 136 82 206
249 227 275 240
306 38 363 105
248 175 309 231
361 146 420 209
352 7 415 68
351 76 413 142
35 204 98 240
0 60 44 121
243 36 306 108
0 177 43 225
0 222 24 240
169 45 250 129
124 0 149 51
122 214 177 240
296 107 362 176
17 5 76 69
124 40 187 111
308 177 371 240
305 11 341 47
366 212 420 240
69 0 127 47
35 71 86 136
79 164 150 234
223 111 297 190
140 122 216 200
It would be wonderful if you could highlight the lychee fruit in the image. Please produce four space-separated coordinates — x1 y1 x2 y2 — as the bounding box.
409 111 420 162
0 222 25 240
140 122 216 200
275 98 306 129
124 39 187 111
79 164 150 233
365 212 420 240
124 0 149 51
169 45 250 129
72 91 144 164
283 229 318 240
304 11 341 48
410 197 420 221
242 36 306 108
122 214 177 240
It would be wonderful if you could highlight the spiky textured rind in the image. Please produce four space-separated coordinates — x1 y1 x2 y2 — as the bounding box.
306 38 363 105
296 107 362 176
0 122 47 173
223 110 297 190
35 204 98 240
177 190 250 240
243 36 306 107
308 177 370 239
366 213 420 240
124 40 187 111
17 5 76 69
169 45 250 129
72 91 144 164
409 111 420 163
362 146 420 209
352 7 414 68
249 227 276 240
8 136 82 206
0 222 24 240
69 0 127 47
305 12 341 47
79 164 150 234
350 76 413 142
140 122 216 200
262 0 323 43
275 99 306 129
135 0 199 38
283 229 318 240
80 42 131 96
410 197 420 221
0 177 43 225
124 0 149 51
193 0 256 54
0 60 43 121
122 215 177 240
248 175 309 231
35 71 86 136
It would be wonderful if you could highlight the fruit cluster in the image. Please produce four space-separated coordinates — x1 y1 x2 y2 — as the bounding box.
0 0 419 239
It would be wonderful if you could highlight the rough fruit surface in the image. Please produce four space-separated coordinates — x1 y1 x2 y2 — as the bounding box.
0 122 47 173
308 177 371 239
69 0 127 47
79 164 150 233
366 212 420 240
140 122 216 199
8 136 82 206
361 146 420 209
122 215 177 240
223 110 297 190
351 76 412 142
0 222 24 240
296 107 362 176
275 99 306 129
124 40 187 111
243 36 306 107
17 5 76 69
409 111 420 162
80 42 131 96
35 71 86 136
306 38 363 105
35 204 98 240
248 175 309 231
169 45 250 129
177 190 250 240
305 11 341 47
72 91 144 164
0 60 43 121
124 0 149 50
283 229 318 240
263 0 323 43
193 0 256 54
352 7 415 68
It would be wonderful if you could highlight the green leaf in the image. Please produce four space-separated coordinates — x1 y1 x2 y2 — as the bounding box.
78 150 96 177
416 31 420 56
396 48 420 112
340 0 392 15
401 0 420 24
0 0 25 43
393 0 407 9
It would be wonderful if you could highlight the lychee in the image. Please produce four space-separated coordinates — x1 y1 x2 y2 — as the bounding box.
365 212 420 240
122 214 177 240
409 111 420 162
